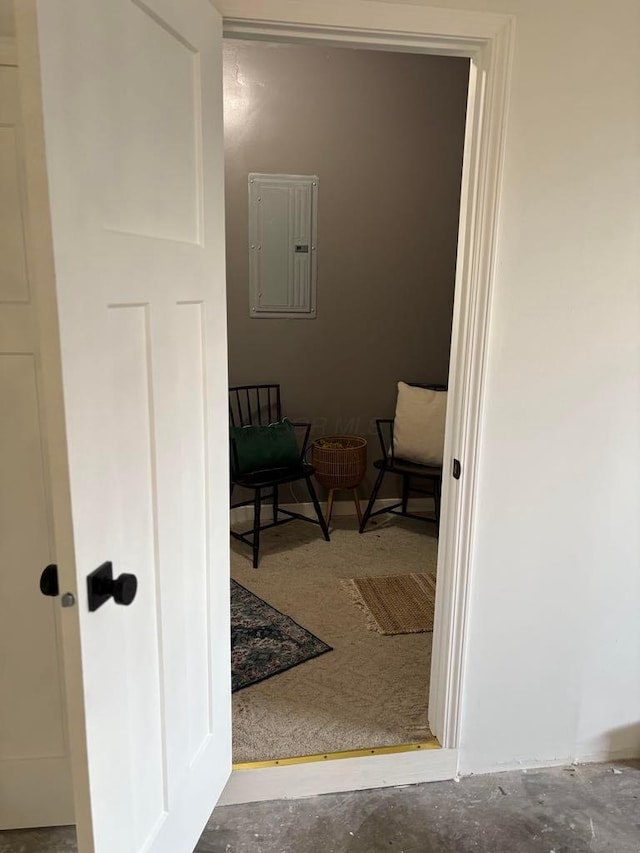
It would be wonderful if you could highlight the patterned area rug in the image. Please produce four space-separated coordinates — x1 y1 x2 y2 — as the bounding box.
231 579 333 692
340 572 436 635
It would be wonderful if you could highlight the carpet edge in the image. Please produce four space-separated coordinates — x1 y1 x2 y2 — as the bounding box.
231 578 334 692
338 577 387 634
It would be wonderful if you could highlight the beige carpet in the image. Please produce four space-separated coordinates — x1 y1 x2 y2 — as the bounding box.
231 513 438 762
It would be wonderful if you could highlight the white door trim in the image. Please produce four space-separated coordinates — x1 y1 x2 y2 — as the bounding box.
219 0 514 795
427 12 515 751
15 5 94 841
219 748 459 805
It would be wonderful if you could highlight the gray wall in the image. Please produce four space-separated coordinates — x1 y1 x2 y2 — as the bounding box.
224 40 468 499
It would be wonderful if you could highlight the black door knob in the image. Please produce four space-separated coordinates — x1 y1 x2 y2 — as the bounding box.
87 561 138 612
112 573 137 606
40 563 59 597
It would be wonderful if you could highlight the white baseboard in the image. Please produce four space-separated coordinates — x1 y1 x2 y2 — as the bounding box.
219 747 457 806
0 755 74 827
220 741 640 806
459 755 574 778
459 745 640 778
231 497 435 525
573 744 640 765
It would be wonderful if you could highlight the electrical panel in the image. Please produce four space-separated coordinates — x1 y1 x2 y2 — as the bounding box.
248 173 318 319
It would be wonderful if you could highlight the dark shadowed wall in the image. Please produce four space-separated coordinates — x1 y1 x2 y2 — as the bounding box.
223 40 469 499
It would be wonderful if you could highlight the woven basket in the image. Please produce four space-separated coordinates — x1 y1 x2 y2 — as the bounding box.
311 435 367 490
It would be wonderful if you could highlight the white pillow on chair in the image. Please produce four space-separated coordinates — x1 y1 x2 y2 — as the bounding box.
393 382 447 466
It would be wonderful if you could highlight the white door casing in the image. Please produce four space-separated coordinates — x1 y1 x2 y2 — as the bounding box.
0 58 73 830
15 1 231 850
220 0 514 800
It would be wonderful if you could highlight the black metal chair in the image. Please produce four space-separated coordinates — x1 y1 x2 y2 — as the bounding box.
359 383 446 534
229 384 330 568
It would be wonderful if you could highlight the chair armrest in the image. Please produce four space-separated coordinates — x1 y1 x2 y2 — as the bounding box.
376 419 395 462
290 421 311 458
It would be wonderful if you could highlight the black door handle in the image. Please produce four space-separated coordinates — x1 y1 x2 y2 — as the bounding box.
87 561 137 612
40 563 59 597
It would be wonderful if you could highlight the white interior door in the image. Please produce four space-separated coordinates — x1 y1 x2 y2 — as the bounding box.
0 60 73 830
15 1 231 851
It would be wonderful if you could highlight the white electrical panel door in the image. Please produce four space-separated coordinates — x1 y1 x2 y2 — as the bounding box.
248 173 318 318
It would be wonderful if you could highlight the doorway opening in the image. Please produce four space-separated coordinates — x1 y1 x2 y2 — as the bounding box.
4 0 514 839
223 37 469 767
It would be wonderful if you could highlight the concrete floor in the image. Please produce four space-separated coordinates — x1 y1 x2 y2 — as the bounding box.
1 761 638 853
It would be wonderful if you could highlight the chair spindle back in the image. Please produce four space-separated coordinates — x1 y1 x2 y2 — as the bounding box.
229 384 282 428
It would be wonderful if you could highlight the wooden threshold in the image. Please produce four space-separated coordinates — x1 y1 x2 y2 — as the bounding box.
232 738 440 771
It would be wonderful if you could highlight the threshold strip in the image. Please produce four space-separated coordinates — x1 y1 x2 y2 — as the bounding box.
233 738 440 770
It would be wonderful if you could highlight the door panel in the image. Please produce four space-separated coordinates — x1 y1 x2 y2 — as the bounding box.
0 62 73 829
0 126 28 300
15 0 231 850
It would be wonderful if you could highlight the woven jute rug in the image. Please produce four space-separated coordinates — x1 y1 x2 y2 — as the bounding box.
340 572 436 635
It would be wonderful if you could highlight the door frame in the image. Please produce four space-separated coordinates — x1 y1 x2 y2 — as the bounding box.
218 0 514 802
0 35 74 830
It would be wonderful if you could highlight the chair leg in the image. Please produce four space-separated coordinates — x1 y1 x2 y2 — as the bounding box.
434 477 442 528
306 477 330 541
352 488 362 525
326 488 335 526
359 468 386 534
272 484 279 524
401 475 410 515
252 488 261 569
